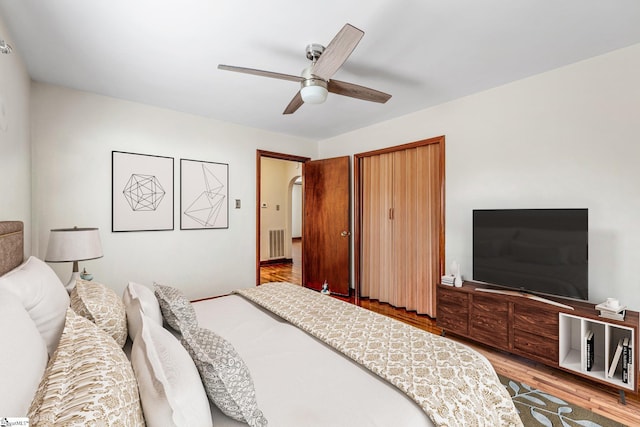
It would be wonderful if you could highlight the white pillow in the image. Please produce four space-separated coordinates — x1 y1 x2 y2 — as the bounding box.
132 314 212 427
123 281 162 340
0 256 70 356
0 288 48 417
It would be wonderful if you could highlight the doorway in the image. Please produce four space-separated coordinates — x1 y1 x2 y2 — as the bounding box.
256 150 309 286
256 150 352 294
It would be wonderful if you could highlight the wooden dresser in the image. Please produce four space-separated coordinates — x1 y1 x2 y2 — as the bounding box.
437 282 638 396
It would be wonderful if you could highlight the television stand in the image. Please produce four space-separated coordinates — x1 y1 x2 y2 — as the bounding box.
437 281 638 397
475 288 575 310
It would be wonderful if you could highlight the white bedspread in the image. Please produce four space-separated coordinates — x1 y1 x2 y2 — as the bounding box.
192 294 433 427
236 283 522 427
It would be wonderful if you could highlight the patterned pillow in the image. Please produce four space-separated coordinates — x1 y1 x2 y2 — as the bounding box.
181 327 268 427
131 314 212 427
154 284 198 335
123 281 163 341
28 308 145 426
70 279 128 347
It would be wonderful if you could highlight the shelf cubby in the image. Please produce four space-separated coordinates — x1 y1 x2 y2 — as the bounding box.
559 313 634 391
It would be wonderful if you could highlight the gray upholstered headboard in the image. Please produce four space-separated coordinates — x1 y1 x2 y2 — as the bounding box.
0 221 24 276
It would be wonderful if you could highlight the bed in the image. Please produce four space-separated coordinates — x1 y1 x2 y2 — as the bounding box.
0 220 522 426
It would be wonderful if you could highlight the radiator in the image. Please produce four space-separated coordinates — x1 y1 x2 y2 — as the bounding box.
268 229 285 259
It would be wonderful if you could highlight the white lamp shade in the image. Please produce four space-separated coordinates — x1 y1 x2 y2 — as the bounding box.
45 227 103 262
300 85 328 104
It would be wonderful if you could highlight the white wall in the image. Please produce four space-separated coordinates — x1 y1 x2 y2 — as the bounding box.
13 36 640 310
319 43 640 310
259 157 301 260
0 15 31 255
30 83 316 299
291 183 302 238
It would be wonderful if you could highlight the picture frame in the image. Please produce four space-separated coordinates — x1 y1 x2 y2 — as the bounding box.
180 158 229 230
112 151 174 232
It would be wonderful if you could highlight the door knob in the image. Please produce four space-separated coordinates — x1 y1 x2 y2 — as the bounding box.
341 231 351 237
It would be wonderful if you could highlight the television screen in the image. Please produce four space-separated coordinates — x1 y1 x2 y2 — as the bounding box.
473 209 588 300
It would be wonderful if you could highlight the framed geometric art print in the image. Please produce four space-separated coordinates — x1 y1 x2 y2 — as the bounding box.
180 158 229 230
112 151 174 232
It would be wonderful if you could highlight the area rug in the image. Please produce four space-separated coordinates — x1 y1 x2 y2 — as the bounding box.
498 374 626 427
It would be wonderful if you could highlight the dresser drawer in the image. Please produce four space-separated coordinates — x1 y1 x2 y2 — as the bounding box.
514 329 558 364
513 303 558 338
437 286 469 335
470 294 509 348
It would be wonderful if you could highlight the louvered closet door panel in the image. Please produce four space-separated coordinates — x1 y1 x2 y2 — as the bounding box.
392 148 417 311
380 153 394 303
360 156 376 298
360 154 394 301
415 144 441 316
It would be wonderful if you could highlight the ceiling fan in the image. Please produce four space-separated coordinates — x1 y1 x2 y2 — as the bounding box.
218 23 392 115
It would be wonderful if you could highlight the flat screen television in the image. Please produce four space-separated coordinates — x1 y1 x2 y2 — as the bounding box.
472 209 588 301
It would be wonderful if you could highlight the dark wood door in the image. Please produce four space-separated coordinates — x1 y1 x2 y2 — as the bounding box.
303 156 350 296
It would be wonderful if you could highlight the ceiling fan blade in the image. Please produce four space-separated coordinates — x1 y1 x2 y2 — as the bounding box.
311 24 364 81
328 80 391 104
218 64 303 83
283 91 304 115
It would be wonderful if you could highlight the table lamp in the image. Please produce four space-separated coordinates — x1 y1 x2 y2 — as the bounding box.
45 226 103 292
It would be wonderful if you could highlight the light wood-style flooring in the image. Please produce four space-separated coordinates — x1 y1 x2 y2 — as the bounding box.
259 240 639 425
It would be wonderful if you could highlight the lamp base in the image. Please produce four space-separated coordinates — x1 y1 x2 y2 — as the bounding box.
65 271 81 293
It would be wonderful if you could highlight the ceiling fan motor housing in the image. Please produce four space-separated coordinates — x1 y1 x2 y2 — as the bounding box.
305 43 325 62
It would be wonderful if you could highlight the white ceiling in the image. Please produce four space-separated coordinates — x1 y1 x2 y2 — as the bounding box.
1 0 640 141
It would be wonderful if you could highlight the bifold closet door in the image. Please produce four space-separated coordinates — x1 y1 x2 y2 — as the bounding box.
360 143 441 316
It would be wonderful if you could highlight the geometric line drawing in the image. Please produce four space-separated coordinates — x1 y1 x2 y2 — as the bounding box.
183 164 226 227
112 150 174 232
122 173 166 211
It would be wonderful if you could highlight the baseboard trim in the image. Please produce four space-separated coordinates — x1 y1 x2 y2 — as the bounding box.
260 258 293 266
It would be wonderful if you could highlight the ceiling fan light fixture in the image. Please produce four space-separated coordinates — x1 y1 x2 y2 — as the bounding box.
300 79 328 104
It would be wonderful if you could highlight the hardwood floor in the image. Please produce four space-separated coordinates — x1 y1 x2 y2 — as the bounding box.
259 239 301 285
259 248 639 425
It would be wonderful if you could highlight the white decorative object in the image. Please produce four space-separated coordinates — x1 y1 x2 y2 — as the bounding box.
321 280 331 295
450 261 463 287
595 300 626 314
595 299 627 320
606 298 620 309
